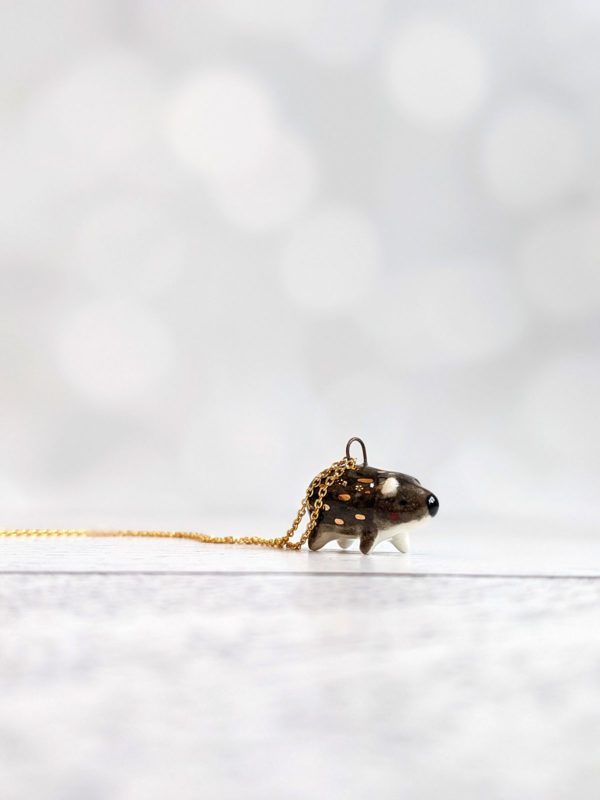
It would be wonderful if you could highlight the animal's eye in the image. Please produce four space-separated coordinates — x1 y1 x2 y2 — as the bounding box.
399 499 408 506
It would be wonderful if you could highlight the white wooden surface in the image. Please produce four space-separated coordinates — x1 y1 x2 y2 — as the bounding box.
1 516 599 800
2 514 600 576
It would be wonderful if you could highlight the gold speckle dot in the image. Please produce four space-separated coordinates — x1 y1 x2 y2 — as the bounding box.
357 478 372 483
355 513 366 520
323 504 330 511
338 493 351 501
334 518 345 525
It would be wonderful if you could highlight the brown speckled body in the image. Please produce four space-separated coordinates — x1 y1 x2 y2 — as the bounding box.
307 464 438 554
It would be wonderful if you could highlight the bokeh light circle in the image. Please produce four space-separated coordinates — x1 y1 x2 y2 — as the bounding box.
385 18 488 129
280 206 381 313
167 68 279 181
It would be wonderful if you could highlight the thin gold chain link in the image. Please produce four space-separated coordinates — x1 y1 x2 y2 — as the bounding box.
0 456 357 550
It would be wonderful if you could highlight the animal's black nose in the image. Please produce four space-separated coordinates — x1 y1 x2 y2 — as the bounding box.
427 494 439 517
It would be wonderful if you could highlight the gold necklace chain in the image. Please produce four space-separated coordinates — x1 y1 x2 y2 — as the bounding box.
0 456 357 550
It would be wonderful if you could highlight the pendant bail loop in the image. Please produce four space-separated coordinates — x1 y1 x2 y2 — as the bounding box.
345 436 368 466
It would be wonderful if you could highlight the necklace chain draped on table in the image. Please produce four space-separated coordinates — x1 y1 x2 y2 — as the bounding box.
0 437 439 555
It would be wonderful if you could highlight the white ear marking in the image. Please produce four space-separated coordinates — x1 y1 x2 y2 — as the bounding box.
381 477 399 497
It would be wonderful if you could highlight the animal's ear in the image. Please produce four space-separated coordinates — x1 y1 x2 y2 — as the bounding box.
397 473 421 486
380 476 399 497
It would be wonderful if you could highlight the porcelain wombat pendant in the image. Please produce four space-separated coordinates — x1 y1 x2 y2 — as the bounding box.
308 437 439 555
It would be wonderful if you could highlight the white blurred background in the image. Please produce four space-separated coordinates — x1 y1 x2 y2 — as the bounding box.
1 0 599 530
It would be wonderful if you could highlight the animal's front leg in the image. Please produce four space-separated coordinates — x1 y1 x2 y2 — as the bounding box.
391 531 410 553
359 529 378 554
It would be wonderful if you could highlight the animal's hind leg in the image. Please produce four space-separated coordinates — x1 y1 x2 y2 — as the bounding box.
308 525 337 551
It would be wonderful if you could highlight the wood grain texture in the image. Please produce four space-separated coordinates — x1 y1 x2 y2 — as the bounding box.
1 521 599 799
1 516 599 576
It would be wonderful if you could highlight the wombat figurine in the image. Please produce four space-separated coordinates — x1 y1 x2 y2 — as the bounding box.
307 438 439 555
